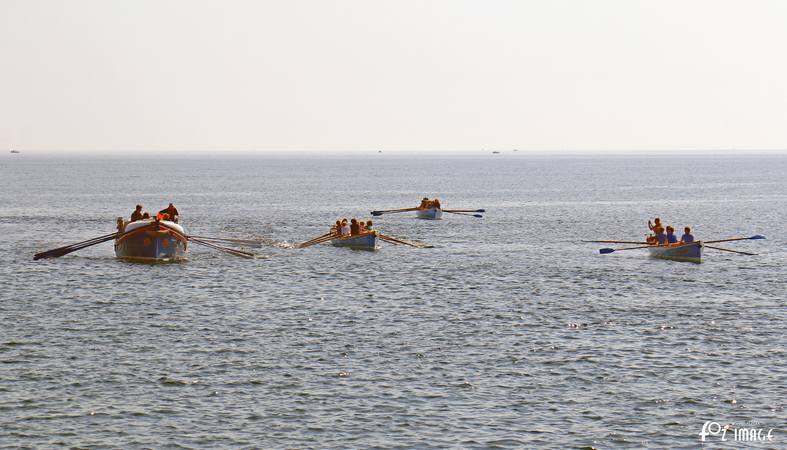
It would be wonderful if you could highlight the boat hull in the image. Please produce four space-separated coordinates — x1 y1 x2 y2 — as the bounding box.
648 242 703 263
331 232 378 250
115 220 187 261
416 208 442 220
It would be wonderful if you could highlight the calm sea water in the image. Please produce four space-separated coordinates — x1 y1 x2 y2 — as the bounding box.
0 154 784 449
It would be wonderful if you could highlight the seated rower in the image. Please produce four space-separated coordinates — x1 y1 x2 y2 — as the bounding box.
350 218 360 236
332 220 342 235
653 226 667 245
340 219 350 236
142 212 150 220
648 217 662 232
433 198 441 209
419 197 430 209
665 226 678 244
358 220 366 233
130 204 144 222
365 220 374 231
680 227 694 244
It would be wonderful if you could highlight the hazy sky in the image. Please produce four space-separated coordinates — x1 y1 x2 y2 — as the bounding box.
1 0 786 152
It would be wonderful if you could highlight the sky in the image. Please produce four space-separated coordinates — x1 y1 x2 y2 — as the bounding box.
1 0 786 153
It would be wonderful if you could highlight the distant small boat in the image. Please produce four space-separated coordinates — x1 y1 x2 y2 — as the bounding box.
492 151 500 154
115 218 188 261
331 232 379 250
648 242 703 263
416 207 443 220
10 150 20 154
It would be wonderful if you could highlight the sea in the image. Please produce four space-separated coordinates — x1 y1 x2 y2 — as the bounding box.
0 153 784 449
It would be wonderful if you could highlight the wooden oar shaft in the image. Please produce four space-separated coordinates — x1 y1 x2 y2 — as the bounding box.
703 235 765 244
189 237 255 258
298 233 334 248
585 240 650 244
443 209 484 213
442 211 481 217
189 235 266 245
704 245 756 256
34 231 119 259
378 234 429 248
600 244 656 254
299 234 337 248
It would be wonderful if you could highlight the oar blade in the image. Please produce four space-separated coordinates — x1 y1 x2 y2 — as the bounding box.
599 248 615 254
473 214 483 218
750 235 766 240
371 211 383 216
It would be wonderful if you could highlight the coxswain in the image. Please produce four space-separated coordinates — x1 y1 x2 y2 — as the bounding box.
158 203 180 223
653 226 667 245
130 204 144 222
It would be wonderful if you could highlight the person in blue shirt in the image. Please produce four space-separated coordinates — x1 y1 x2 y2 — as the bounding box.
680 227 694 244
665 226 679 244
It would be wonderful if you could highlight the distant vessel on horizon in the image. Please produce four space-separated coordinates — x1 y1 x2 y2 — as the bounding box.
10 150 20 154
491 151 500 154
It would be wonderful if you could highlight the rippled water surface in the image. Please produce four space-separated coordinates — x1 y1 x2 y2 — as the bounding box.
1 154 785 448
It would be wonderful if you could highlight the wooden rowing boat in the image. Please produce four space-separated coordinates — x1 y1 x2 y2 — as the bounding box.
416 207 442 220
648 241 703 263
330 232 379 250
114 218 188 261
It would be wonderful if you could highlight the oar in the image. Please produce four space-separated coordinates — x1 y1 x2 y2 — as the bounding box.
188 237 256 258
188 235 268 247
378 234 433 248
704 245 756 256
33 222 163 260
34 231 119 260
703 235 766 244
584 240 650 245
298 233 334 248
370 207 418 216
442 211 483 218
298 234 337 248
599 245 655 254
442 209 485 213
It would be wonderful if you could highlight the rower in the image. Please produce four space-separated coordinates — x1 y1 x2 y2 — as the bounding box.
681 227 694 244
419 197 429 209
158 203 180 223
648 217 662 232
130 204 144 222
340 219 350 235
365 220 374 231
350 218 360 236
433 198 441 209
665 226 678 244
